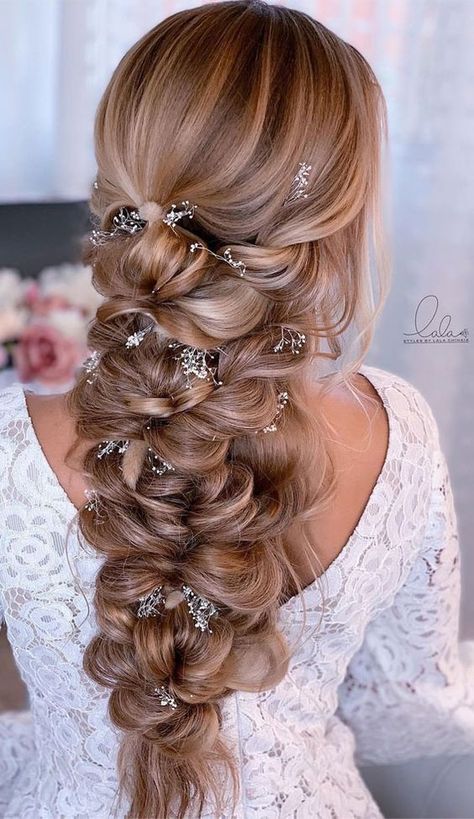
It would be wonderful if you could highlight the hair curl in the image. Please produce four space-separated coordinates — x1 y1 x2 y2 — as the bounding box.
65 1 389 816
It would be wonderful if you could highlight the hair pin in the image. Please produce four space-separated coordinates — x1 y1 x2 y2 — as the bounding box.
83 488 106 523
168 342 223 389
125 324 155 349
135 583 218 633
190 243 246 277
90 207 147 246
162 201 197 233
284 161 312 204
182 584 218 633
154 685 178 709
97 440 130 459
83 350 101 383
273 328 306 355
84 488 100 513
137 585 166 618
260 391 289 433
148 449 175 475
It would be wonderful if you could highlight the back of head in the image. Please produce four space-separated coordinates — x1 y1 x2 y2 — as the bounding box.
66 2 388 816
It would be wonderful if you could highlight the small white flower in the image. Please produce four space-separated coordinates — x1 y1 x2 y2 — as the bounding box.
38 263 103 317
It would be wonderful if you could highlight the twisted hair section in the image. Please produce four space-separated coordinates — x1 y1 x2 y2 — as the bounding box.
65 2 388 816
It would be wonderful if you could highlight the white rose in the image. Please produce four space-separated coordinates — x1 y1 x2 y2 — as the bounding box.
38 263 102 317
0 307 29 341
43 308 89 344
0 268 23 309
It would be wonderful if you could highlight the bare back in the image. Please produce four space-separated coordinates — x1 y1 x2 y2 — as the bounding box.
285 372 390 584
24 371 389 587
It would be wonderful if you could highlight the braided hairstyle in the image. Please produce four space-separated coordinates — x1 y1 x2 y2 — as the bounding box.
65 2 388 816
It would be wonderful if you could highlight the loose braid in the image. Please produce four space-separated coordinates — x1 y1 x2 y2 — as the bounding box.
65 2 388 816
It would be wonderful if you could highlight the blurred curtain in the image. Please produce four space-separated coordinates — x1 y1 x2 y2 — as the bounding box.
1 1 474 815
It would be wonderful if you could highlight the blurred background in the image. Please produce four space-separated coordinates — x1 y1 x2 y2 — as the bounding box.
0 1 473 816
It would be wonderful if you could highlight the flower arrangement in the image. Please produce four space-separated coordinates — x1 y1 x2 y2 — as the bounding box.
0 264 102 389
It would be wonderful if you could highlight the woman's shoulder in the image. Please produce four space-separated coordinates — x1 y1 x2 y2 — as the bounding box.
358 363 442 450
0 380 29 433
0 380 24 410
0 383 32 500
312 362 442 478
294 363 440 581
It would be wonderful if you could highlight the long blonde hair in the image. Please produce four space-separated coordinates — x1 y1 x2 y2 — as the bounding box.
65 1 389 816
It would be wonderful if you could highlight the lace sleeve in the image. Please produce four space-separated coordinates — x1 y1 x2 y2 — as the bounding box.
335 442 474 766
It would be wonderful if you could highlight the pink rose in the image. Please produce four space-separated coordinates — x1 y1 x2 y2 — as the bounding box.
23 282 71 316
13 323 84 386
23 281 40 306
34 295 71 316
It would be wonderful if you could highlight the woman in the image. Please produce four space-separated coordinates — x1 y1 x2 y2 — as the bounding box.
0 2 473 817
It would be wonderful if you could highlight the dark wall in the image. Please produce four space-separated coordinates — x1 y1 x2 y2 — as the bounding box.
0 202 92 278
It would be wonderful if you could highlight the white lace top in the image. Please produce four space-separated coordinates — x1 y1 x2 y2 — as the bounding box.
0 364 473 819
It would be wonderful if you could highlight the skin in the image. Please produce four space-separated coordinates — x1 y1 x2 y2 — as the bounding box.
285 372 390 584
24 372 389 587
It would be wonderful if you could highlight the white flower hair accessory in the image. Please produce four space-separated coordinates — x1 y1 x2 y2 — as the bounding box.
162 201 198 232
84 488 100 514
125 324 155 349
91 158 310 245
190 243 246 277
90 200 197 247
260 391 289 433
168 342 223 389
136 584 218 633
154 685 178 709
83 349 101 383
273 328 306 355
284 161 312 204
97 440 130 459
182 585 218 633
90 207 147 246
137 586 166 618
147 450 175 476
89 160 309 435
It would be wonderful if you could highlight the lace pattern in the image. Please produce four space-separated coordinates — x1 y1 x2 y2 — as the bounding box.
0 364 473 818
